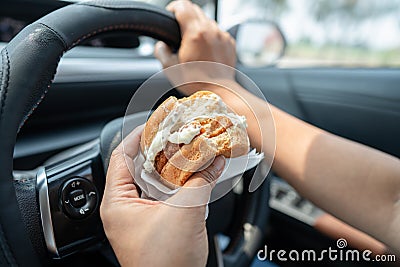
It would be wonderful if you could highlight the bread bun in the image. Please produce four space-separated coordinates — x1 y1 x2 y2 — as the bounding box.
140 91 249 188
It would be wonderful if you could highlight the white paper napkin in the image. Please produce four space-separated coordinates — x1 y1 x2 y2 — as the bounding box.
133 149 264 205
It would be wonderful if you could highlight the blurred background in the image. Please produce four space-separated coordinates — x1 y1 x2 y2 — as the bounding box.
218 0 400 67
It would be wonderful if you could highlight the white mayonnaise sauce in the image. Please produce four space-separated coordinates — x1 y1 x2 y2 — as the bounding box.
168 123 202 145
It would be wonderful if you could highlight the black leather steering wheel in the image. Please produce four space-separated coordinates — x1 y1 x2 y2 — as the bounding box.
0 1 269 266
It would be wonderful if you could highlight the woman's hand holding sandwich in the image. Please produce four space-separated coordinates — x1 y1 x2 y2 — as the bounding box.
101 125 225 267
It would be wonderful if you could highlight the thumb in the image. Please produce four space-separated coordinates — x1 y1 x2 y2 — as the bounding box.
154 41 179 68
166 156 226 208
185 156 225 188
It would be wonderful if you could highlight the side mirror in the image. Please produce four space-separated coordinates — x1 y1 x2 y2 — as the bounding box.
229 20 286 68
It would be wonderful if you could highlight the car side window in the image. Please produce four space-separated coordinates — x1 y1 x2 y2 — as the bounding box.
219 0 400 68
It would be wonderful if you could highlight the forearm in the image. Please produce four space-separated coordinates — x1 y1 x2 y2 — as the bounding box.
200 80 400 251
272 106 400 251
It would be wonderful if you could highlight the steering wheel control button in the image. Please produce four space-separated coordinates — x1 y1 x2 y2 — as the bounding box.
69 189 86 208
61 177 98 219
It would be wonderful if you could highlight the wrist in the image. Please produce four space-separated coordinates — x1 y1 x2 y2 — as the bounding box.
176 78 238 97
181 78 242 98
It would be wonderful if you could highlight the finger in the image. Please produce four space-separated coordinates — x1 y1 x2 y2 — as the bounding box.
166 0 201 32
105 125 144 196
105 153 140 198
121 124 145 159
185 155 225 188
166 156 225 207
192 3 208 21
166 0 193 15
154 41 179 68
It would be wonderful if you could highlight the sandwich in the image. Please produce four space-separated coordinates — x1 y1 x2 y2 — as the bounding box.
140 91 249 188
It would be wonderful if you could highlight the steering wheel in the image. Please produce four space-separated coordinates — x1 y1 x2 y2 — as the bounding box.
0 1 270 266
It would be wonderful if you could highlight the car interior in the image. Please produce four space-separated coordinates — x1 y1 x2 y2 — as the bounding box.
0 0 399 266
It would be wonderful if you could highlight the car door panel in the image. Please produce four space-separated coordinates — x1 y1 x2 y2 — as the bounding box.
238 68 307 120
240 66 399 264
